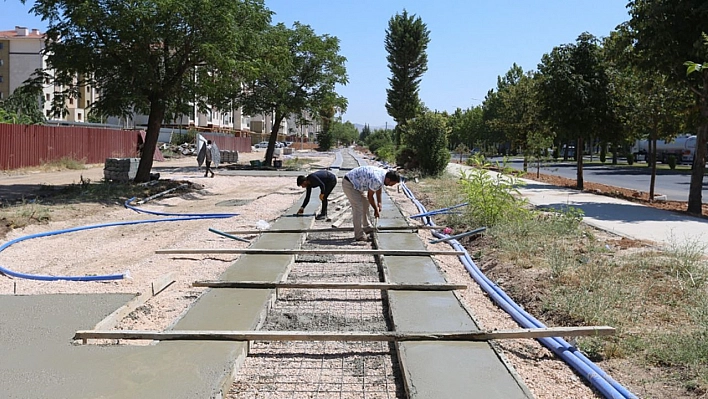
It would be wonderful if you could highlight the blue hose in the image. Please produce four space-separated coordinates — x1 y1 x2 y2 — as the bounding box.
409 202 468 219
400 181 637 399
0 199 239 282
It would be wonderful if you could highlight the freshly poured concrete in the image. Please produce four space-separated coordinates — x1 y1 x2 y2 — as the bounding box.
377 195 533 399
0 199 311 399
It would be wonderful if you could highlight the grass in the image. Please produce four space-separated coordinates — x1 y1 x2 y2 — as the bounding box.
406 169 708 397
40 156 88 171
0 178 195 234
0 199 52 229
283 157 320 170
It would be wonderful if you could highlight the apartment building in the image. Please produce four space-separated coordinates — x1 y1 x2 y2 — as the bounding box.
0 26 45 102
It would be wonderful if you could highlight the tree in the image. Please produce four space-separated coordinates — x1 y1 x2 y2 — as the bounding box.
0 72 46 124
0 70 46 125
537 33 614 190
628 0 708 214
604 26 692 200
384 9 430 145
406 111 450 176
237 22 348 166
359 124 372 143
26 0 271 182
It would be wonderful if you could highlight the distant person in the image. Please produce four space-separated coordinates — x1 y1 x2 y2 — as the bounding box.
297 170 338 220
342 166 401 241
198 139 219 178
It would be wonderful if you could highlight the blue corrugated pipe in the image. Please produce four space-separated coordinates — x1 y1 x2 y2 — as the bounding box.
0 199 239 281
409 202 469 219
400 181 636 399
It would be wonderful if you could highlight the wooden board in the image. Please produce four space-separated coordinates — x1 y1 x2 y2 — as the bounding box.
156 248 464 256
193 281 467 291
75 326 616 342
224 225 438 235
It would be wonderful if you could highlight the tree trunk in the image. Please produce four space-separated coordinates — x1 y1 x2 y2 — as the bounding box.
649 136 656 201
576 137 584 190
687 123 707 214
264 113 286 166
135 99 166 183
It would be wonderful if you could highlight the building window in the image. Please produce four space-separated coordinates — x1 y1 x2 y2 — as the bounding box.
69 98 73 105
0 76 3 83
45 93 50 101
0 59 3 66
46 109 51 117
78 113 82 121
0 43 3 49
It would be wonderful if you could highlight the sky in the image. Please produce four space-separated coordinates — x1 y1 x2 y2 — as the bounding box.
3 0 632 129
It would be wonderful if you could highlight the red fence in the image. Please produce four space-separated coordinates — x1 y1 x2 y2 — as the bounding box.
0 124 139 170
201 132 252 153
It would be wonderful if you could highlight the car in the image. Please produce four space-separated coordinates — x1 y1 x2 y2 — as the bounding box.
254 141 269 149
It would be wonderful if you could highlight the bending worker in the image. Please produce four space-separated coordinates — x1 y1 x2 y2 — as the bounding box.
296 170 338 220
342 166 401 241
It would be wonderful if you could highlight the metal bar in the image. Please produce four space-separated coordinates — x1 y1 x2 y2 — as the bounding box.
429 227 487 244
208 228 251 243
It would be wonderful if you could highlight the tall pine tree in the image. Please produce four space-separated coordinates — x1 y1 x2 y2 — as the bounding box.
384 10 430 145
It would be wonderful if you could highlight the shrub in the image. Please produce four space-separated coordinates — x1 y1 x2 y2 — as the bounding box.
626 153 635 165
405 112 450 176
667 155 677 170
458 159 530 228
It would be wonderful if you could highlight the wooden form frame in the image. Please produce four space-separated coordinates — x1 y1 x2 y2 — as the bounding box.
224 225 439 235
74 326 615 343
156 248 464 256
193 281 467 291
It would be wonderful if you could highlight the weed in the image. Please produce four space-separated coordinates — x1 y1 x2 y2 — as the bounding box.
41 156 87 171
408 165 708 395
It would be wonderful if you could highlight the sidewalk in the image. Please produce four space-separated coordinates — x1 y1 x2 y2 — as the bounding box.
446 163 708 254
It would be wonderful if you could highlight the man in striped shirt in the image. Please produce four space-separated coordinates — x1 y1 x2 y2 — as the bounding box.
342 166 401 241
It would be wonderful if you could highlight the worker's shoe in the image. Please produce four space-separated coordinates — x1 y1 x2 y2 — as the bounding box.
355 236 371 242
315 214 326 220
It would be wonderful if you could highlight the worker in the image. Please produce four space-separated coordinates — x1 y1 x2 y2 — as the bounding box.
296 170 338 220
342 166 401 241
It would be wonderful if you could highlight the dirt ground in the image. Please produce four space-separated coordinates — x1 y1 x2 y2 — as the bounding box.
0 154 688 398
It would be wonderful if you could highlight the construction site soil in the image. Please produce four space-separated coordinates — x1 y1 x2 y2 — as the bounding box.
0 154 700 398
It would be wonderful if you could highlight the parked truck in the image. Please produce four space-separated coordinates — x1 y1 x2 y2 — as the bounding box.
632 135 696 164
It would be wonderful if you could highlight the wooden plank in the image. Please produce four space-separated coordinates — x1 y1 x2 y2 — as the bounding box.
94 272 176 332
224 226 437 235
193 281 467 291
92 293 149 331
74 326 615 342
156 248 464 256
152 271 178 296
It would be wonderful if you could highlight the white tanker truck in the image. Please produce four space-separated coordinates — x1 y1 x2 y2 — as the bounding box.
632 135 696 164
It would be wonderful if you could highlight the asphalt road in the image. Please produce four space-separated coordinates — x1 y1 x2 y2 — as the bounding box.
498 157 708 203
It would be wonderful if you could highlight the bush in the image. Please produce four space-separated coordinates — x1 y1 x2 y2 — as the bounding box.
405 112 450 177
667 155 677 170
458 159 530 228
627 153 635 165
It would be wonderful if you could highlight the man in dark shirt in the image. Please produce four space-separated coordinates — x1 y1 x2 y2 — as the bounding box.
296 170 338 220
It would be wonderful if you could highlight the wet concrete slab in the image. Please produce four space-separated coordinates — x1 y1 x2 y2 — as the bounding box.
0 196 312 399
377 192 533 399
0 294 248 399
